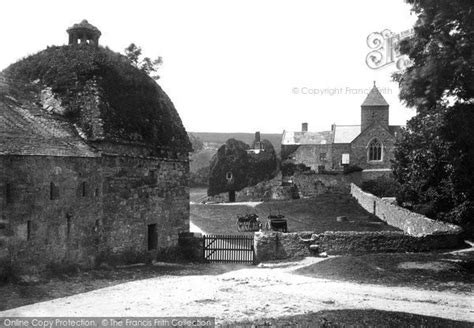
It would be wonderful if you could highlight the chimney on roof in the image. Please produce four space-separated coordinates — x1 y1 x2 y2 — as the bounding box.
254 131 261 143
302 123 308 132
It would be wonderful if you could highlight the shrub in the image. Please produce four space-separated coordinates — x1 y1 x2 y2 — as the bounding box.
361 176 401 197
343 164 363 174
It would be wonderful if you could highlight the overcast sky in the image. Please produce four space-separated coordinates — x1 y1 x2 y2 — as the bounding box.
0 0 417 133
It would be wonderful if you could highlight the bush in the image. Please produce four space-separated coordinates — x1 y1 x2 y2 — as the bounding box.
281 160 312 176
361 176 401 198
343 164 363 174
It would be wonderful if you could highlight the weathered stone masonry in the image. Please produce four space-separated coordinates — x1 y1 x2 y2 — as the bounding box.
253 185 464 263
350 183 462 236
0 21 193 274
0 152 189 272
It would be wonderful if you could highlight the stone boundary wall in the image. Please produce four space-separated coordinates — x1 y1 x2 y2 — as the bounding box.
350 184 463 237
254 231 464 263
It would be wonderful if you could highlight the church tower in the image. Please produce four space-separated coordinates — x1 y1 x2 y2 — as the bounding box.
67 20 101 46
361 82 389 131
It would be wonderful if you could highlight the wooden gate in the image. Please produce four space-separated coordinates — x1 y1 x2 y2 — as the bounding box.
203 234 255 264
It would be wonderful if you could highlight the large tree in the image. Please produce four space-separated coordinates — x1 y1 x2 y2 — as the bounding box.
208 139 278 196
393 0 473 230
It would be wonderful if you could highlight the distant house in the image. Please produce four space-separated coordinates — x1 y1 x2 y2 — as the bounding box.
281 84 402 175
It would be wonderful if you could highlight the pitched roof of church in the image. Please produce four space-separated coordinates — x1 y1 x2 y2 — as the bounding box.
361 85 389 106
332 125 361 143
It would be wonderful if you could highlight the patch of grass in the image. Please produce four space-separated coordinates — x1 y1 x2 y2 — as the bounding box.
295 252 474 292
191 192 399 234
191 203 256 235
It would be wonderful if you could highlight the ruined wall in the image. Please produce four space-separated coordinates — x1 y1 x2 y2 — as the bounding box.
292 171 362 197
350 184 463 237
254 231 464 263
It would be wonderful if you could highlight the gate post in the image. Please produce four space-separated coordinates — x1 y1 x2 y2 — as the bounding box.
202 235 206 262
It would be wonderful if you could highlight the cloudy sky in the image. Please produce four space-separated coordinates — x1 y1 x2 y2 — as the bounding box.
0 0 417 133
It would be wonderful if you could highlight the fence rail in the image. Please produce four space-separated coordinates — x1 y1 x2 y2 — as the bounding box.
203 234 255 264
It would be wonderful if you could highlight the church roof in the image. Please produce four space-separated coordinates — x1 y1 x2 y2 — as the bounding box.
333 125 361 143
281 130 331 145
361 85 389 106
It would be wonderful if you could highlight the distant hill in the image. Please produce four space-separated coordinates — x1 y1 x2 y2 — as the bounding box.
189 132 282 154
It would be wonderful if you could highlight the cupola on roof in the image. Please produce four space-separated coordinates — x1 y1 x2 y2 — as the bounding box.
67 19 101 46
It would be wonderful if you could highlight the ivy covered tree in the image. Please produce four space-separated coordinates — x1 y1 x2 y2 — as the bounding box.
208 139 278 197
392 0 473 231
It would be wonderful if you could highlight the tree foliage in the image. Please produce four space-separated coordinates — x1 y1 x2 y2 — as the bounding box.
392 0 474 228
124 43 162 80
208 139 278 196
188 133 204 152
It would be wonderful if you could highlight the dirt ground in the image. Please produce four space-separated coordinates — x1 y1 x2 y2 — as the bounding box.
0 256 472 326
1 193 472 326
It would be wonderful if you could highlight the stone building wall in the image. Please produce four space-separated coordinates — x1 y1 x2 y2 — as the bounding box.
0 152 189 273
361 105 389 131
330 143 351 170
101 154 189 258
280 144 299 161
350 124 396 170
291 144 332 171
0 155 103 272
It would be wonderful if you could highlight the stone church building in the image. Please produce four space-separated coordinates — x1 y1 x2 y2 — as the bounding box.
281 84 402 176
0 21 191 273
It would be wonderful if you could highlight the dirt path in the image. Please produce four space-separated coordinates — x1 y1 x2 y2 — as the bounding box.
1 257 472 325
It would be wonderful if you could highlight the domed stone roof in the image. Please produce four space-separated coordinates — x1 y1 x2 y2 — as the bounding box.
2 45 191 153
